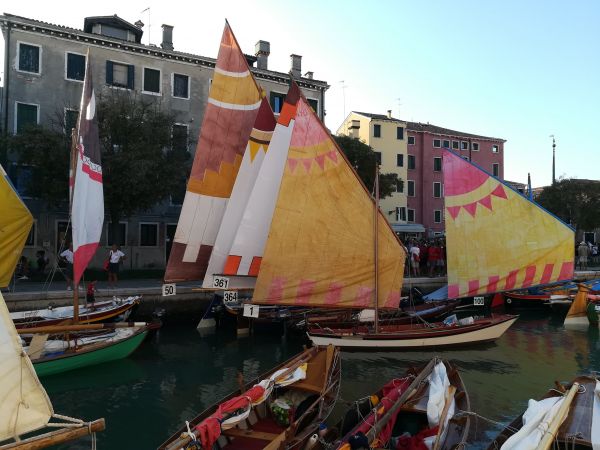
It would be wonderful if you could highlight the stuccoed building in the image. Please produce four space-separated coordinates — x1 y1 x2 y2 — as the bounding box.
0 13 328 271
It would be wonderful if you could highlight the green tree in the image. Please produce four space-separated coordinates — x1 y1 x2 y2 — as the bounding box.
97 92 191 243
536 178 600 231
333 135 401 199
7 125 70 206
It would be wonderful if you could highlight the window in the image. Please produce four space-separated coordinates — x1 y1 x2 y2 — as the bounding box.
270 92 286 113
106 61 134 89
492 145 499 153
433 139 441 148
396 179 404 193
492 163 500 177
107 222 128 246
407 180 415 197
66 52 85 81
407 209 415 222
373 124 381 138
442 140 450 149
433 182 442 198
15 102 39 134
434 210 442 223
25 222 36 247
307 99 319 115
408 155 416 170
396 207 406 222
139 223 159 247
408 136 415 145
172 124 189 152
64 109 79 136
433 157 442 172
472 142 479 151
143 68 161 94
461 141 468 150
18 42 41 74
374 152 382 165
396 154 404 167
452 140 459 150
8 164 34 198
173 73 190 98
396 127 404 140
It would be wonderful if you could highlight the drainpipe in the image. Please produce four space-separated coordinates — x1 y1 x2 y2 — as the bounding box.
2 21 11 165
320 85 326 121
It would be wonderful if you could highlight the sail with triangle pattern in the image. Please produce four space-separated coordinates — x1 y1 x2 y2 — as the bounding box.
443 149 574 299
202 98 276 287
165 21 262 283
251 82 406 309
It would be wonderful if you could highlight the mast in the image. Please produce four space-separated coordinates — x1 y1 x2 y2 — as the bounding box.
374 163 380 334
70 127 79 323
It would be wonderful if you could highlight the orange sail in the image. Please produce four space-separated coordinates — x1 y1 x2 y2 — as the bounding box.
252 83 406 309
443 149 574 299
165 21 262 282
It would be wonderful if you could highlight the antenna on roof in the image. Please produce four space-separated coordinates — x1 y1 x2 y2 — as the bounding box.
339 80 347 119
396 97 402 119
141 7 150 45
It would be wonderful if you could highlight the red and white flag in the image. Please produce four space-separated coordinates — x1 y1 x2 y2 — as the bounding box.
72 52 104 285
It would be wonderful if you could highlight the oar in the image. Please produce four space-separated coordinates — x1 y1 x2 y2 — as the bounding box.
538 382 580 450
432 385 457 450
17 322 147 334
366 358 438 442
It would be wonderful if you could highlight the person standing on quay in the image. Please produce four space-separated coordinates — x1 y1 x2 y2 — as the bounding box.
577 241 590 271
108 244 126 289
59 243 74 290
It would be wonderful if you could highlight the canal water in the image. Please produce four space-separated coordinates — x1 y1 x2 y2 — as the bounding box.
45 310 600 449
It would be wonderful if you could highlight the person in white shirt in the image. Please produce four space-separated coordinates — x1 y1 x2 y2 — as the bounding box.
410 241 421 277
60 244 74 290
108 244 126 288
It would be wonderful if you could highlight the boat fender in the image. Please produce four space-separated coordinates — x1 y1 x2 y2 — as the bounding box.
304 434 318 449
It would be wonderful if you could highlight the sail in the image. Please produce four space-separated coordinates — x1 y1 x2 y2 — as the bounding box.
72 52 104 285
222 87 298 279
0 168 53 441
252 83 406 309
0 165 33 287
202 98 276 287
165 22 262 283
0 291 53 441
565 285 589 323
443 149 574 299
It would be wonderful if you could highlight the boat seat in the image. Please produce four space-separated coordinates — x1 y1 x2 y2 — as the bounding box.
222 427 280 440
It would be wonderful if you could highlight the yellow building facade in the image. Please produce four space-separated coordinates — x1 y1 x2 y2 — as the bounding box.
337 111 408 227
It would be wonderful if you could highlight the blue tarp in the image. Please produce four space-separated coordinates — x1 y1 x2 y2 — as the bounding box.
423 285 448 301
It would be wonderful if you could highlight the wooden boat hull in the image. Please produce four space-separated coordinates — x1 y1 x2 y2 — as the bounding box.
487 375 598 449
33 327 149 377
12 297 140 329
159 345 341 450
307 315 518 349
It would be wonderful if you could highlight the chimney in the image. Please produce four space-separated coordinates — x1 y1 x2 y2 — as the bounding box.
255 40 270 70
290 54 302 78
387 110 392 119
161 24 174 51
304 71 313 79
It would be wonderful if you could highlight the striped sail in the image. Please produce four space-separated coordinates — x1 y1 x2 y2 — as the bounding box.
0 166 53 441
164 22 262 282
443 149 574 299
222 87 298 279
201 98 276 287
252 83 406 309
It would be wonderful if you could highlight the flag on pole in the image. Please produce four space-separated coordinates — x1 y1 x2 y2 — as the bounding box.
72 51 104 285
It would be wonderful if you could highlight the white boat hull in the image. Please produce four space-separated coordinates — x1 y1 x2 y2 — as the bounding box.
307 317 518 349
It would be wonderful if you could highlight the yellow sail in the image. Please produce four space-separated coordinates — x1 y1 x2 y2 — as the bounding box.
252 83 405 309
443 150 574 299
565 285 589 323
0 164 33 287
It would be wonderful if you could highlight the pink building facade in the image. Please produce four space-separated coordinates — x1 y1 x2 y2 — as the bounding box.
406 122 505 235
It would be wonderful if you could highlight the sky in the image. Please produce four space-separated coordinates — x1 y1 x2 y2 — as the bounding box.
1 0 599 187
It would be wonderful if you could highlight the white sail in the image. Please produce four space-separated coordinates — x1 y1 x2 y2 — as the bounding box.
0 292 53 442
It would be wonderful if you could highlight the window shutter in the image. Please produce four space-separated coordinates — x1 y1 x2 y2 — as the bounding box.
127 65 135 89
106 61 113 84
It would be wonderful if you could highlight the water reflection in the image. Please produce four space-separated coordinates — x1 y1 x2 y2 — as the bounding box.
48 311 600 449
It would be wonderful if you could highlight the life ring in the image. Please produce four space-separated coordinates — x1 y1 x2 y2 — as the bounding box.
506 298 512 305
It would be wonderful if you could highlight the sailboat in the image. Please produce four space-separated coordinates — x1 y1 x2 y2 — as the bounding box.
0 165 105 448
17 51 153 376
